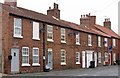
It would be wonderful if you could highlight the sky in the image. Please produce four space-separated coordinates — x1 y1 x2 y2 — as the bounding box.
0 0 119 33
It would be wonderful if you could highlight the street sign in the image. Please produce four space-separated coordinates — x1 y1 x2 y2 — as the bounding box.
108 46 112 52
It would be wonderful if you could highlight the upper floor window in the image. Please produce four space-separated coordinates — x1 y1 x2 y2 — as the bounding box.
88 34 92 46
14 18 23 38
98 36 101 47
113 39 116 47
61 28 66 43
60 49 66 65
47 25 53 42
22 47 30 66
76 52 80 64
104 38 108 47
32 48 40 66
33 22 40 40
76 32 80 45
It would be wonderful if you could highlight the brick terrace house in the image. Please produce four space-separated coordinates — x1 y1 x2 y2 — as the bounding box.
0 0 119 74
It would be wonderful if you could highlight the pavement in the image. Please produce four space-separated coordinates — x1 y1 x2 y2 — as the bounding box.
7 65 118 76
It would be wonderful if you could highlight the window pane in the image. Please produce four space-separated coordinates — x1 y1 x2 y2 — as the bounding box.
76 33 80 43
22 56 29 64
47 25 53 40
22 47 29 64
33 48 39 64
33 22 39 39
61 50 66 63
76 52 80 63
33 56 39 63
61 28 66 42
14 18 22 36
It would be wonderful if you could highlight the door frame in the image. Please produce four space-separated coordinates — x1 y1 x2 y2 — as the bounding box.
86 51 93 68
94 52 97 67
47 48 53 70
82 51 86 68
11 48 20 73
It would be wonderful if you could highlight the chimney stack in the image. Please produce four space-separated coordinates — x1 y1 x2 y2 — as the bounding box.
103 18 111 30
4 0 17 7
47 3 60 19
80 13 96 28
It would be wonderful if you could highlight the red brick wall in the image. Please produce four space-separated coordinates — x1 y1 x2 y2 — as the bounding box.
3 15 44 73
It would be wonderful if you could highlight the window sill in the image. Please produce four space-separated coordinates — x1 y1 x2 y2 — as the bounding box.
105 46 108 47
76 43 80 45
22 64 30 66
88 44 92 46
76 62 80 64
98 46 101 47
13 35 23 39
32 38 40 41
61 62 66 65
32 63 40 66
61 41 66 44
47 39 54 42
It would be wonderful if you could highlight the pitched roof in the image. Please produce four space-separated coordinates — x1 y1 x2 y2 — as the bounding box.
60 20 111 37
95 24 119 38
2 3 119 39
2 3 67 27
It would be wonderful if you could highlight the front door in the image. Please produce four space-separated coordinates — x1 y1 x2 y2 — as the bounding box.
87 51 93 68
108 53 111 65
82 51 86 68
11 48 19 73
48 50 53 70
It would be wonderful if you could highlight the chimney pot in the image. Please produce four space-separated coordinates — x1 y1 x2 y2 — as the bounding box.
104 18 111 29
49 7 51 10
89 13 91 16
84 15 85 17
81 15 82 18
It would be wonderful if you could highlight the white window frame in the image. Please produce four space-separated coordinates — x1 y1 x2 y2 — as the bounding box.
13 18 23 38
32 22 40 40
76 52 80 64
112 39 116 47
32 47 40 66
98 52 101 63
113 53 116 62
88 34 92 46
60 49 66 65
47 25 54 42
76 33 80 45
61 28 66 43
104 38 108 47
22 47 30 66
98 36 101 47
104 52 108 62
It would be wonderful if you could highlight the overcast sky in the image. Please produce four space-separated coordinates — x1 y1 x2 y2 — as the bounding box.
0 0 119 33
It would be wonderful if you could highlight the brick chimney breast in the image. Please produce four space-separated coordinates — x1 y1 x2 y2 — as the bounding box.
47 3 60 19
80 14 96 28
4 0 17 7
103 18 111 30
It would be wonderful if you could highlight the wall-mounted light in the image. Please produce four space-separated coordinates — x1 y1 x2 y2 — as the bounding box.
68 32 73 36
40 28 45 32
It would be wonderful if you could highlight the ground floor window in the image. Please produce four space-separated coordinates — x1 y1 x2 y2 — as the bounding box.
113 53 116 62
60 49 66 65
76 52 80 64
32 47 40 66
98 52 101 63
104 52 108 62
22 47 30 66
